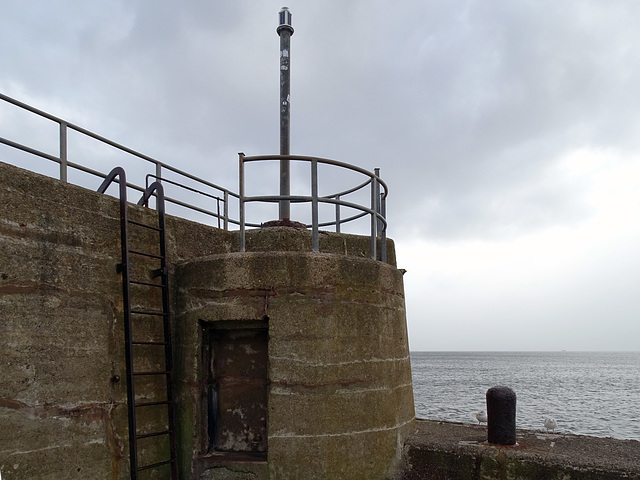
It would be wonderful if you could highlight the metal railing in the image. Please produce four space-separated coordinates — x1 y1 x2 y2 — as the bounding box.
239 153 388 262
0 92 235 229
0 93 390 262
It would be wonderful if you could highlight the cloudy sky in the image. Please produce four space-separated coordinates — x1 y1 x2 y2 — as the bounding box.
2 1 640 351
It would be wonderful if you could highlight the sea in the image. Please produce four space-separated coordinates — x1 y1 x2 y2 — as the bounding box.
410 351 640 441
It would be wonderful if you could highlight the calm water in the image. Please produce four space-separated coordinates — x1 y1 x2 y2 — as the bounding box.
410 351 640 440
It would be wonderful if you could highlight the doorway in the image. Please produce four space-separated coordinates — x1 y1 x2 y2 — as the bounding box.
204 322 268 456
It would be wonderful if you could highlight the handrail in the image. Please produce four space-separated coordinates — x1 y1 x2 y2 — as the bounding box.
1 93 392 263
239 153 388 262
144 174 228 229
0 92 235 229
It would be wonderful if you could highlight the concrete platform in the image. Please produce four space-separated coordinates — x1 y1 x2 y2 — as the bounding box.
399 419 640 480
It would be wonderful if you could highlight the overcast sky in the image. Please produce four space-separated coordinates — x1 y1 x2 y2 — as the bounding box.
2 1 640 351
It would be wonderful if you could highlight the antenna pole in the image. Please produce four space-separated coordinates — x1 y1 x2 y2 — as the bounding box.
277 6 293 220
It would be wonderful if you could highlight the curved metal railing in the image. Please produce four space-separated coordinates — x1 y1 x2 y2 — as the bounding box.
0 93 390 262
239 153 388 262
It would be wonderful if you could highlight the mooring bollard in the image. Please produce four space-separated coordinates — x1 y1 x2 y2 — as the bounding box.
486 386 517 445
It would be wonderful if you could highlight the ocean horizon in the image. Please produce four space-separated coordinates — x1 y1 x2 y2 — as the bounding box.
410 350 640 440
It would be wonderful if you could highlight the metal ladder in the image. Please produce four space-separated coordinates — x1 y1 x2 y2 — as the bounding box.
98 167 179 480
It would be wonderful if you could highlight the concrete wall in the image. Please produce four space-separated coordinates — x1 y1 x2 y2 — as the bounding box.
0 161 414 479
175 251 415 480
1 162 127 479
0 161 237 479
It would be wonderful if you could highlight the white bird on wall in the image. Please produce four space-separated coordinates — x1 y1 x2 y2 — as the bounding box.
476 411 488 424
544 417 557 433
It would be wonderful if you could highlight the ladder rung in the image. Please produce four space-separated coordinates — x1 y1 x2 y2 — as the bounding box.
130 280 165 288
128 219 162 232
137 458 174 472
129 249 164 260
133 370 171 376
132 340 168 346
130 309 166 316
137 429 172 440
135 400 171 408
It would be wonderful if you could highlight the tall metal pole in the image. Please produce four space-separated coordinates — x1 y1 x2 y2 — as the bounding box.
277 6 293 220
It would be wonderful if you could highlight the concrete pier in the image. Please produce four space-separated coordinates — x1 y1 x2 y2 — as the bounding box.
399 419 640 480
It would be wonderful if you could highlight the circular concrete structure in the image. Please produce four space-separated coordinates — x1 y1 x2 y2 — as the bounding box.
174 240 415 479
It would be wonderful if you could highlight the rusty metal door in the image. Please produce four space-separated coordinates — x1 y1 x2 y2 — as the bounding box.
208 327 268 454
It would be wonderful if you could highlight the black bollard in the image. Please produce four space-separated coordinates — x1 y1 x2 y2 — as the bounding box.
486 386 517 445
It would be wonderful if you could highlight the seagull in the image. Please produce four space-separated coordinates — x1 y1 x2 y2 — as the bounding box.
544 417 557 433
476 411 488 424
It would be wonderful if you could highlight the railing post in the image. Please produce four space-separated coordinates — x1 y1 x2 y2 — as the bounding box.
335 195 341 233
370 177 377 260
381 192 387 263
311 158 319 252
223 191 229 231
375 168 382 237
59 121 68 182
375 167 387 263
156 162 162 184
215 198 221 229
239 153 246 252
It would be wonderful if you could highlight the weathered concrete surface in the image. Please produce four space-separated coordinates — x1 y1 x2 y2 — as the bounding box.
175 250 415 480
0 161 412 479
0 160 240 479
242 225 396 265
399 419 640 480
1 162 129 479
3 160 638 480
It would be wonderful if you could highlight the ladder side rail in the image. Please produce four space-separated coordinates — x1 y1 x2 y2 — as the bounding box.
97 167 140 479
137 181 179 479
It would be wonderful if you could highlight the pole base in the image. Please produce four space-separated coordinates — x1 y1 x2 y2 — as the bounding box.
262 219 307 229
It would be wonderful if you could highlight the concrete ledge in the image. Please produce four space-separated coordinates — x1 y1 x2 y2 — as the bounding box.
399 419 640 480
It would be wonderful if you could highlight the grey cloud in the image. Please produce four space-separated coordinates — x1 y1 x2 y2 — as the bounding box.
3 1 640 238
3 1 640 350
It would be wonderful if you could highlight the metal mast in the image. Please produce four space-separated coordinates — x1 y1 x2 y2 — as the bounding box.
277 6 293 220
